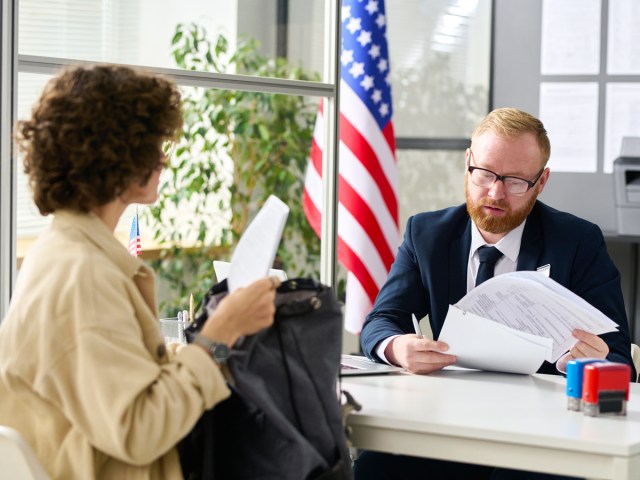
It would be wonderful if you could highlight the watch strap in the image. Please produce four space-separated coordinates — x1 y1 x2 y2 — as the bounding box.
193 334 230 364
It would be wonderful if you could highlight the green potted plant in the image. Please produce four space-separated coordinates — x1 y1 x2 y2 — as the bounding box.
146 23 321 316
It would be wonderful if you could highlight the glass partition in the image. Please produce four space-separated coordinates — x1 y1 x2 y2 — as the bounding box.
397 149 466 227
387 0 492 138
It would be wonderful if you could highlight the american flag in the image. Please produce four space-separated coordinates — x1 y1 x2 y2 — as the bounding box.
128 212 142 256
303 0 398 334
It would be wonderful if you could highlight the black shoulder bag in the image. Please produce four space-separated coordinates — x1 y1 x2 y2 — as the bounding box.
179 278 353 480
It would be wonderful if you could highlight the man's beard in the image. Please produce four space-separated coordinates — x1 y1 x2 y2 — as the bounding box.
465 181 538 234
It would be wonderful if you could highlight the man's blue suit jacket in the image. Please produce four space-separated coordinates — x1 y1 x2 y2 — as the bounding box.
360 201 635 376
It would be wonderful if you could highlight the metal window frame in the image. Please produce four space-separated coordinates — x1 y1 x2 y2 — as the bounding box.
0 0 341 317
0 0 17 317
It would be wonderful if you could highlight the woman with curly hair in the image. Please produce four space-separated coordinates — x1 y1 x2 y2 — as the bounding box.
0 64 279 479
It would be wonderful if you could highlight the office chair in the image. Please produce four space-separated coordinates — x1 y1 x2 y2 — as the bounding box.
0 426 50 479
631 343 640 383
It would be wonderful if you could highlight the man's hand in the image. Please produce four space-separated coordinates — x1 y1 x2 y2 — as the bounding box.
556 329 609 372
385 334 457 374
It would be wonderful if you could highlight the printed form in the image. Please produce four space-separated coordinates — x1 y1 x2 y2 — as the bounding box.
439 271 618 374
226 195 289 292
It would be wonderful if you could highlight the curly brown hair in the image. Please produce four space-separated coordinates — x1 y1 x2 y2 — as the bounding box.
16 64 183 214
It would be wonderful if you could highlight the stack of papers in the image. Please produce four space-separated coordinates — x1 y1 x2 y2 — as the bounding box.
438 271 619 374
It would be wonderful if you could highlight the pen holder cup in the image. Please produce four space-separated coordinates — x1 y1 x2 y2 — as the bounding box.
159 318 189 344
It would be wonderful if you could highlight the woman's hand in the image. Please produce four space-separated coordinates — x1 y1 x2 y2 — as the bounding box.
200 277 280 346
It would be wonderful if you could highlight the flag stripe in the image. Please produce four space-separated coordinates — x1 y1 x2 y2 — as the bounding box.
309 134 323 176
338 203 389 289
303 187 322 238
382 121 396 154
339 112 398 224
337 237 379 304
338 176 395 271
339 139 399 255
344 272 372 334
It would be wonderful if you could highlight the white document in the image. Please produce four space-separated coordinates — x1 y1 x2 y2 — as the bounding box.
213 260 287 283
607 0 640 75
604 83 640 173
440 306 553 375
540 0 601 75
438 271 619 374
227 195 289 292
539 82 599 173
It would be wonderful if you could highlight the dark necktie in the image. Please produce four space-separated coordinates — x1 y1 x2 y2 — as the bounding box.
476 246 504 287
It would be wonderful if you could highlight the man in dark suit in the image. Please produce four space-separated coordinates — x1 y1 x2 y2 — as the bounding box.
356 108 635 480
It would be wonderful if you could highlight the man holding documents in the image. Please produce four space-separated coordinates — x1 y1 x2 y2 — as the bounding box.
356 108 634 480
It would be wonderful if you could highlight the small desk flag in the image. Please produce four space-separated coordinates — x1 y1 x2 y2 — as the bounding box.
128 212 142 257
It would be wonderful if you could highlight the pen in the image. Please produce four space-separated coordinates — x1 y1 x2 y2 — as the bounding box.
412 313 423 338
189 293 195 323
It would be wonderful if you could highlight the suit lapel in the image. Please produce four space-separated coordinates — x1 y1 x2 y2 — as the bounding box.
448 218 471 305
517 202 543 271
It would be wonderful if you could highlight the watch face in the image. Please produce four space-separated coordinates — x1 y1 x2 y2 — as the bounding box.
211 342 230 363
195 335 230 364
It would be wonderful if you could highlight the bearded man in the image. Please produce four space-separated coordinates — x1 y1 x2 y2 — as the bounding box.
355 108 634 480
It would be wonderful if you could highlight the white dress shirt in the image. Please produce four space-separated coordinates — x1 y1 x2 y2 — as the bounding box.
466 220 525 292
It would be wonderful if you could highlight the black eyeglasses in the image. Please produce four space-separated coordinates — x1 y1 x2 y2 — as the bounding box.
468 149 544 196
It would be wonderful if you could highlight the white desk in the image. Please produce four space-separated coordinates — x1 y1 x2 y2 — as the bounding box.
343 370 640 479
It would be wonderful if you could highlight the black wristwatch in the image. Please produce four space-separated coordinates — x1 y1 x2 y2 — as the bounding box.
193 334 230 364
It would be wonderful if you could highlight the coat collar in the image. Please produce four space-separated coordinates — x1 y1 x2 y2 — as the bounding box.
52 209 146 278
51 209 161 355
